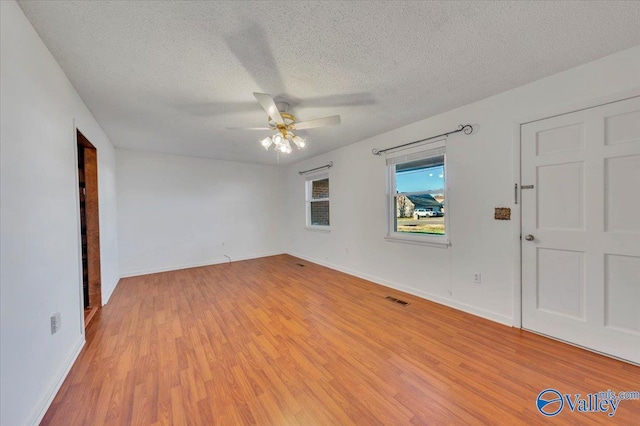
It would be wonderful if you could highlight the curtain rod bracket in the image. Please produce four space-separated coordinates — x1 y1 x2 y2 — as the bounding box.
372 124 473 155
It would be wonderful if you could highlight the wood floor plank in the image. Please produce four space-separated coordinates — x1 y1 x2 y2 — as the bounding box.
40 254 640 425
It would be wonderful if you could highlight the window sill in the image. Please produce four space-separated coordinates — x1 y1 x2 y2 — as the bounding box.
385 234 450 248
306 226 331 233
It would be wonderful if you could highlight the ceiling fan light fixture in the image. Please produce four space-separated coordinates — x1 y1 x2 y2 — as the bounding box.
260 136 273 150
292 135 306 148
277 138 292 153
245 93 340 155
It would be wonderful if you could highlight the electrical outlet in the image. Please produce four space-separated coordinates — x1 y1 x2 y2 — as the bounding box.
473 273 482 284
50 312 61 334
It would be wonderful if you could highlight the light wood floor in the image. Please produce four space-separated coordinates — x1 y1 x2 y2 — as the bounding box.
42 255 640 425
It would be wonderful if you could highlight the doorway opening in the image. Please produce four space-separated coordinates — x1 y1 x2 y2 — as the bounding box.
77 130 101 327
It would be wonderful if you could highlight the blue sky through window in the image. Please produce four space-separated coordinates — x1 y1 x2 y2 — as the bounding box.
396 165 444 193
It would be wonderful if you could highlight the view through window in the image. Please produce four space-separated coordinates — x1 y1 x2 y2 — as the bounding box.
392 155 445 236
307 176 330 227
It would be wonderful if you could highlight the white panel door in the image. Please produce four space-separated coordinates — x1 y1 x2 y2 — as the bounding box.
522 96 640 364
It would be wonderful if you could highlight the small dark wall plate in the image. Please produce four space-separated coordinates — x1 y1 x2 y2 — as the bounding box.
495 207 511 220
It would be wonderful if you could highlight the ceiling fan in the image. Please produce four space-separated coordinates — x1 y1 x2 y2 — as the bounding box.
229 93 341 154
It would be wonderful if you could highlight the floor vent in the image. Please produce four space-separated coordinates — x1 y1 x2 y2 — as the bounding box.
296 263 305 267
385 296 409 306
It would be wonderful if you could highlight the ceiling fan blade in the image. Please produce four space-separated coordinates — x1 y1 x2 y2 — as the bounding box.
225 25 287 98
294 115 341 130
253 93 284 124
225 127 273 131
299 92 375 108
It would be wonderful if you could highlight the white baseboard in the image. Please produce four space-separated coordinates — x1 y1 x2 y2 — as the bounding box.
289 252 513 327
119 251 285 278
29 336 85 426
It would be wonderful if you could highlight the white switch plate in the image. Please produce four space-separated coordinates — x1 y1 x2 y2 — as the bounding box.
50 312 61 334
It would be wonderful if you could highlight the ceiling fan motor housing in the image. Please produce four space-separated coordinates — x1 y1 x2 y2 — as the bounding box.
268 111 297 129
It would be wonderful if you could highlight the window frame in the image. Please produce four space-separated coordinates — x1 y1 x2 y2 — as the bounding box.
305 172 331 232
386 148 450 248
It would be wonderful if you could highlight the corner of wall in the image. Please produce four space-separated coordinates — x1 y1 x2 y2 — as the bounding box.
101 277 120 305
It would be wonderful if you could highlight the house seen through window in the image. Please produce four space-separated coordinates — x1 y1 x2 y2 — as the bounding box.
389 151 447 240
306 175 330 227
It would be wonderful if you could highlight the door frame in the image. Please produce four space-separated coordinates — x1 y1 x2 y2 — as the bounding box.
74 123 102 330
511 88 640 328
73 120 85 337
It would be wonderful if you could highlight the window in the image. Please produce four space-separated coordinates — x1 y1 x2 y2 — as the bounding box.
306 174 330 229
387 144 448 245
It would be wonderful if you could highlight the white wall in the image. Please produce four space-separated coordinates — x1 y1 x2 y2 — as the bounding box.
116 149 285 276
1 1 637 421
0 1 119 425
284 46 640 326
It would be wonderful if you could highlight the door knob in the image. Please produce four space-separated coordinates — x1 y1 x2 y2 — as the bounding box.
524 234 535 241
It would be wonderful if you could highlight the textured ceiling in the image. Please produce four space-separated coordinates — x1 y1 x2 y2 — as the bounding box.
18 1 640 166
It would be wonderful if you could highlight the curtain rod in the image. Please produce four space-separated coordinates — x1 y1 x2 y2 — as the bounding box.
372 124 473 155
298 161 333 175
